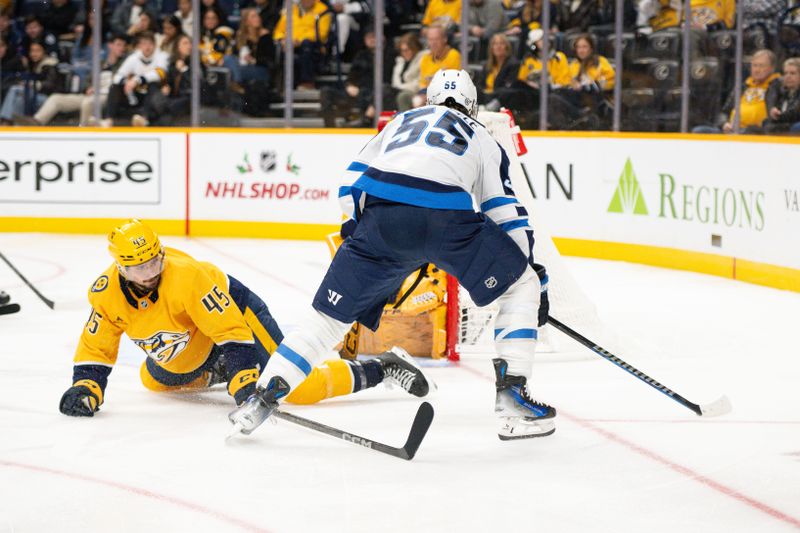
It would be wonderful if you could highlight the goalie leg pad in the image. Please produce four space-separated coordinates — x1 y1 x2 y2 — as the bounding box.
492 268 540 379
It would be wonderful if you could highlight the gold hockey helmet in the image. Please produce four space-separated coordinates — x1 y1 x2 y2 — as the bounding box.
108 219 165 283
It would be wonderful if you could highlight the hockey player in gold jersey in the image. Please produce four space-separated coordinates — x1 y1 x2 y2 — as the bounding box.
59 219 433 417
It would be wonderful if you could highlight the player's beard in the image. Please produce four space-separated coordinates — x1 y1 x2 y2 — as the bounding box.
128 275 161 296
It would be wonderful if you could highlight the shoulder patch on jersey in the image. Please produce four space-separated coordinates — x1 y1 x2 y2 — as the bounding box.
91 275 109 293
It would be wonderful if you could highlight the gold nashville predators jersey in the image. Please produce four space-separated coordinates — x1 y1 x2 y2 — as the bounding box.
75 248 254 375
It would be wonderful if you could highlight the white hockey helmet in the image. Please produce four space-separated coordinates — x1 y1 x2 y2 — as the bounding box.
426 69 478 118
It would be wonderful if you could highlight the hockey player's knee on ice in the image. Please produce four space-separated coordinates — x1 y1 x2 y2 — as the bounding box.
139 360 212 393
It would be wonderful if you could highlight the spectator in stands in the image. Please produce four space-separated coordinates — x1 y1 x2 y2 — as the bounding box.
0 41 60 124
199 7 233 66
15 34 128 126
69 9 104 87
73 0 112 42
556 0 612 32
224 7 274 88
110 0 151 37
462 0 506 43
0 37 24 92
200 0 228 22
159 15 185 57
273 0 331 90
568 33 614 91
132 34 194 126
518 28 570 88
479 33 519 105
248 0 281 33
391 32 424 111
506 0 556 36
764 57 800 134
131 10 160 39
175 0 195 36
320 30 391 127
21 16 58 57
693 49 781 133
330 0 370 56
413 24 461 107
0 10 21 52
637 0 734 32
102 31 167 126
422 0 462 36
40 0 78 39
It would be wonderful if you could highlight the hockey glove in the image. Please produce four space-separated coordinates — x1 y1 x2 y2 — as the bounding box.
534 263 549 327
229 368 259 406
59 379 103 417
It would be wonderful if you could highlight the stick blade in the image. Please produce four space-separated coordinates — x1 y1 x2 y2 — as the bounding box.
0 303 21 315
399 402 435 461
699 395 732 417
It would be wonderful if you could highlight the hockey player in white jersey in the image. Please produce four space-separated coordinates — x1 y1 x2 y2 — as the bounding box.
230 69 555 440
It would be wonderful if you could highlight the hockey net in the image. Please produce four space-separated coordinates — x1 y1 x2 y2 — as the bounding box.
444 111 605 361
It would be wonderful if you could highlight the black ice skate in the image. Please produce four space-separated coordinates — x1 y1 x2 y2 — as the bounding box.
375 346 437 398
493 358 556 440
227 376 290 436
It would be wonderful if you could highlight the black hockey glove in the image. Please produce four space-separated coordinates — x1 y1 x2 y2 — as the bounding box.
533 263 549 327
59 380 102 417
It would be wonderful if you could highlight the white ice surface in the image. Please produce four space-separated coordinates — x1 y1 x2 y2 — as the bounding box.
0 234 798 533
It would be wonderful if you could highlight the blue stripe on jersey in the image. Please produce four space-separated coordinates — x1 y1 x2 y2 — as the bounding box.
353 169 474 210
346 161 369 172
495 328 538 340
500 219 530 232
498 144 514 196
338 185 352 198
364 167 468 194
480 196 517 212
276 344 312 376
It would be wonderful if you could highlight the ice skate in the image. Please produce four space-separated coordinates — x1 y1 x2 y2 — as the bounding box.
375 346 436 398
227 376 290 437
493 359 556 440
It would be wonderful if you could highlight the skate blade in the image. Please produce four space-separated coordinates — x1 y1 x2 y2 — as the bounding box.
499 427 556 440
498 417 556 440
225 422 245 442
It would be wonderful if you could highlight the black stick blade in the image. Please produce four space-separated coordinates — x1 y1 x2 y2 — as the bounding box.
0 303 21 315
399 401 435 461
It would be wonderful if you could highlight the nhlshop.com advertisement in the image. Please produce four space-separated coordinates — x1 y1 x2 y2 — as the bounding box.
189 133 370 224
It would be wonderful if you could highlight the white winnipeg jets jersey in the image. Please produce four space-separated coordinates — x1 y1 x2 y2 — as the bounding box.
339 105 533 260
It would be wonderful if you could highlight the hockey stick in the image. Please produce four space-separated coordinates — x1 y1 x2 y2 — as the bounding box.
272 402 434 461
0 303 21 315
0 252 55 309
547 316 731 417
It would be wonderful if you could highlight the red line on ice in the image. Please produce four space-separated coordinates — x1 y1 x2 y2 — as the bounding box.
0 460 271 533
457 363 800 530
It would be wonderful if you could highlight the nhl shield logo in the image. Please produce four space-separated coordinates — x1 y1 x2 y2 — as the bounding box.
484 276 497 289
260 151 277 172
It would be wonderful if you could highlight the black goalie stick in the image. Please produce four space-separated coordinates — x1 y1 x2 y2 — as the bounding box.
0 252 55 309
273 402 434 461
547 316 731 417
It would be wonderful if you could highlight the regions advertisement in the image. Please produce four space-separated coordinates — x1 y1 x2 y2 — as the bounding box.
189 132 371 225
0 131 186 221
519 135 800 270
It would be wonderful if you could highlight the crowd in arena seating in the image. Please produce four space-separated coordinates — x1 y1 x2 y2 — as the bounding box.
0 0 798 132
